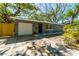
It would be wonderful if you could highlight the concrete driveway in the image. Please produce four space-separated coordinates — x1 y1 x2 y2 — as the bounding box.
0 35 79 56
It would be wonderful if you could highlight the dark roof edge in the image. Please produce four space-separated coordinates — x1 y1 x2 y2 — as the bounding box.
10 17 63 26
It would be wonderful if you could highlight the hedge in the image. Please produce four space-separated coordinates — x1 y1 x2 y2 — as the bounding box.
64 20 79 48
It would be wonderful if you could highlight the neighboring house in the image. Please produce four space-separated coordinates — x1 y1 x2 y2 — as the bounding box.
11 17 63 36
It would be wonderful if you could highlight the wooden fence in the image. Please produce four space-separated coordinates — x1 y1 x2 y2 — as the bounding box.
0 23 15 37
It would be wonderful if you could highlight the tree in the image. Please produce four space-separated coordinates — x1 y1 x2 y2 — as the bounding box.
0 3 38 22
65 4 79 24
30 3 68 24
49 3 68 23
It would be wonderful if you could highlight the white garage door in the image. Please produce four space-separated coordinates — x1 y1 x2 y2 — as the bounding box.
18 22 33 35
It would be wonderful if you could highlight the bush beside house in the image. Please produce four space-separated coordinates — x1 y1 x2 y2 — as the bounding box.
64 20 79 48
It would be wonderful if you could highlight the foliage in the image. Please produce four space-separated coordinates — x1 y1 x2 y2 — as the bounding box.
64 4 79 48
30 3 68 23
64 4 79 24
0 3 38 23
64 20 79 48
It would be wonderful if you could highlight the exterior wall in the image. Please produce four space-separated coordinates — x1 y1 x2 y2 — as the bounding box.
33 23 47 34
42 24 63 33
33 23 38 34
15 20 63 36
33 23 50 34
18 22 33 35
51 24 63 31
43 24 53 33
42 23 46 33
43 24 48 33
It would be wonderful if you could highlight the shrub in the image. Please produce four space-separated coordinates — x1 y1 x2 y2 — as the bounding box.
64 20 79 48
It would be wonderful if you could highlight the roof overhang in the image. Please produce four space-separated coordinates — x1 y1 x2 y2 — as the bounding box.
10 17 63 26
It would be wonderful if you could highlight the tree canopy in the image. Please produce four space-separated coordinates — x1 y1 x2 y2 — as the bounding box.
0 3 38 22
64 4 79 24
0 3 79 24
29 3 69 24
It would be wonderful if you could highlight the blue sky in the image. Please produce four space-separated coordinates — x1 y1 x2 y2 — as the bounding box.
34 3 76 13
15 3 79 23
34 3 79 23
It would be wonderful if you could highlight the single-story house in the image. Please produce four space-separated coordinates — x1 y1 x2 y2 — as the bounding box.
11 17 63 36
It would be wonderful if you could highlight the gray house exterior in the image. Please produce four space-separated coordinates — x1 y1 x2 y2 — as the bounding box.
11 17 63 36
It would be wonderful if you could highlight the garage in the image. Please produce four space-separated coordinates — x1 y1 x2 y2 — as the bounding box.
17 22 33 35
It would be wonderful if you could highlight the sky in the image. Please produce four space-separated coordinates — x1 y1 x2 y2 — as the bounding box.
34 3 79 23
34 3 76 13
16 3 77 17
16 3 78 23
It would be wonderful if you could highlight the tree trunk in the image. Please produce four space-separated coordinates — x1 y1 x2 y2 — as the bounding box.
70 16 74 25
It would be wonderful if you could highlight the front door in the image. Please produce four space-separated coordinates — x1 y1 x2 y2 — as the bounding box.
38 23 42 33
